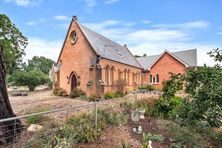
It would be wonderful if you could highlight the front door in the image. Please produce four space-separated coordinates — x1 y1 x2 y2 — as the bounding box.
71 74 77 91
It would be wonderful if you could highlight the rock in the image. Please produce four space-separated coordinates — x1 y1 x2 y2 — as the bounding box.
133 128 137 133
148 140 152 148
11 92 21 97
21 93 28 96
27 124 43 132
137 126 142 134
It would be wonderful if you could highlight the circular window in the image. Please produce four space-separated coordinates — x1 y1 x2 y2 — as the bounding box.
70 31 78 44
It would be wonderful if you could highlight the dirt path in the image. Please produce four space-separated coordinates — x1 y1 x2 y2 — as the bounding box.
9 90 88 115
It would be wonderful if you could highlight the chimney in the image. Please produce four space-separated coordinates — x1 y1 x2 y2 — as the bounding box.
123 44 128 48
72 16 78 20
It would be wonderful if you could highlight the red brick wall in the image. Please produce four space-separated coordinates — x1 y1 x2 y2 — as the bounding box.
100 59 142 93
57 20 97 96
143 52 186 90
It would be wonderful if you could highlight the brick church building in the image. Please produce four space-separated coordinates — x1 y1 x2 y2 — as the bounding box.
53 16 197 96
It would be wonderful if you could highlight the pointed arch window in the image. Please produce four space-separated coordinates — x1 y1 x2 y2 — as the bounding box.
156 74 159 83
150 74 152 83
105 65 109 85
110 66 114 85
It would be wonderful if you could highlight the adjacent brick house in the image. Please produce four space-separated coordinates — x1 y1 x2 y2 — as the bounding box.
54 16 197 96
55 16 143 96
137 49 197 89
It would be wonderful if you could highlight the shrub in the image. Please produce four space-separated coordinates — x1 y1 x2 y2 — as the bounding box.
26 107 50 124
138 84 156 91
53 87 66 96
87 94 101 102
154 96 182 118
104 92 116 99
70 88 86 98
142 133 164 143
104 91 125 100
8 70 50 91
65 113 104 143
97 108 128 125
115 91 124 97
167 122 206 147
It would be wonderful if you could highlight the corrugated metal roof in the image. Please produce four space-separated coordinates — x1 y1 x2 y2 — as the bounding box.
76 21 143 69
137 49 197 70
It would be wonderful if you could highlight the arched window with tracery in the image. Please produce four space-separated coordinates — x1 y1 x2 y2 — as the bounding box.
105 65 109 85
110 66 114 85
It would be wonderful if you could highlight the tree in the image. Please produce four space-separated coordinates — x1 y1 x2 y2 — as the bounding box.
24 56 55 74
143 53 147 57
9 70 50 91
162 73 184 99
0 14 28 75
0 45 21 144
178 49 222 127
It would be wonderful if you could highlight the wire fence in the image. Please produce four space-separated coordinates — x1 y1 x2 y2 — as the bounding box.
0 91 161 148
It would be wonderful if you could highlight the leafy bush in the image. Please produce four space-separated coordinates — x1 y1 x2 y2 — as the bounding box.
167 122 206 147
87 94 101 102
162 73 184 99
104 91 124 99
143 133 164 143
53 87 66 96
138 84 156 91
97 108 128 125
26 107 50 124
65 113 103 143
154 96 182 118
8 70 50 91
104 92 116 99
69 88 86 98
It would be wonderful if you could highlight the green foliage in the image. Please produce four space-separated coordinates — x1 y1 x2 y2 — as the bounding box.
154 96 182 118
104 91 124 99
69 88 86 98
26 107 50 124
144 133 164 142
97 108 128 125
208 48 222 65
181 66 222 127
167 122 205 147
0 14 28 74
142 133 164 147
53 87 66 96
87 94 101 102
8 70 50 91
162 73 184 99
23 56 55 74
138 84 156 91
65 113 104 143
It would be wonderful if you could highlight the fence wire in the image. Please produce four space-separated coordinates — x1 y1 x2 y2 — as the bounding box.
0 91 161 148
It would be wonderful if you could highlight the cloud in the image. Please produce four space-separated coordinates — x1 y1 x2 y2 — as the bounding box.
23 20 220 67
26 19 45 26
141 20 150 24
81 20 220 66
85 0 96 7
5 0 40 6
104 0 120 4
54 15 69 21
216 32 222 35
24 37 62 62
56 23 69 29
154 20 210 29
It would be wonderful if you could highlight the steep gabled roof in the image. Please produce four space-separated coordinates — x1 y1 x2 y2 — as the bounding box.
75 20 142 69
137 49 197 70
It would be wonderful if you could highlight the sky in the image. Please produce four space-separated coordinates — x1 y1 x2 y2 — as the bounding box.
1 0 222 66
